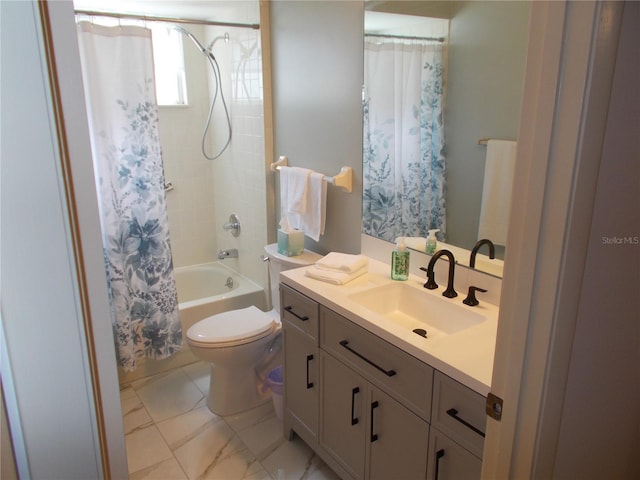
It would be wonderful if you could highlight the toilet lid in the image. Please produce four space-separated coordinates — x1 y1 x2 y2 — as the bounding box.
186 306 277 347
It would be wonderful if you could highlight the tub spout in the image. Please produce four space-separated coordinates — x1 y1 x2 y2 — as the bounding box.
218 248 238 260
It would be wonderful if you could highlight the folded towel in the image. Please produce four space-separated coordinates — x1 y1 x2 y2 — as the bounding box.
316 252 369 274
304 265 368 285
478 140 517 246
281 166 312 214
288 171 327 242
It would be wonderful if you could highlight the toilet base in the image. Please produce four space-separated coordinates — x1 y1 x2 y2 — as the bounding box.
206 363 271 416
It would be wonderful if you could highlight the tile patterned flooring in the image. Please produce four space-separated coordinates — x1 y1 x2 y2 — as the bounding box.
120 361 341 480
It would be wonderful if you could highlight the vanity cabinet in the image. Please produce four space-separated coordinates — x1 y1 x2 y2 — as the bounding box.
282 283 486 480
320 351 429 480
427 371 486 480
281 284 320 448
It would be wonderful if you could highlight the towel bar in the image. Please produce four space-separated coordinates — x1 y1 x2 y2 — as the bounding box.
271 156 353 193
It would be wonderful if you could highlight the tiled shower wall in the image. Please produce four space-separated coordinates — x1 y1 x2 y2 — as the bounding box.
161 19 268 291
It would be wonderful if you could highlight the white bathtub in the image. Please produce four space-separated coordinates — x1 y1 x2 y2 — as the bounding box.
175 262 267 333
118 262 266 384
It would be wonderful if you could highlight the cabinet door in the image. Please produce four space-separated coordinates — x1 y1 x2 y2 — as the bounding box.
320 352 366 480
284 323 319 444
368 387 429 480
426 428 481 480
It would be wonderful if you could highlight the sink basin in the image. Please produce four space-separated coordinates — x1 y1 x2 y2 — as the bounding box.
348 283 486 339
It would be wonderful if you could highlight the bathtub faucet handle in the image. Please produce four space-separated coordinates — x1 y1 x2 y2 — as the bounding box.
223 213 241 237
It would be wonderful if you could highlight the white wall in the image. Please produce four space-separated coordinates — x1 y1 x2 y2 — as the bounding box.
0 1 126 477
161 24 217 268
161 19 269 290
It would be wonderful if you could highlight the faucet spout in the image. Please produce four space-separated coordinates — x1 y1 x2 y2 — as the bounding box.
470 239 495 269
419 249 457 298
218 248 238 260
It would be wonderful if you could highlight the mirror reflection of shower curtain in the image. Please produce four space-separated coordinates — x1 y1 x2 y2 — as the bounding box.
363 37 446 243
77 22 182 372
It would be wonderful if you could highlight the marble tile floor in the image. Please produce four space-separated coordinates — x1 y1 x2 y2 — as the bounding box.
120 361 341 480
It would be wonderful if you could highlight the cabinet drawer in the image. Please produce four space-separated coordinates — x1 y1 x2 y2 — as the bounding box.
320 306 433 421
432 371 486 457
281 284 319 340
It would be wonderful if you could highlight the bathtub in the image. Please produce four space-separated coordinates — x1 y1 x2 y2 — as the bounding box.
118 262 267 384
174 262 267 333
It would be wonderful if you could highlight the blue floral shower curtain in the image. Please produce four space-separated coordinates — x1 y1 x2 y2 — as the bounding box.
77 23 182 371
363 37 446 243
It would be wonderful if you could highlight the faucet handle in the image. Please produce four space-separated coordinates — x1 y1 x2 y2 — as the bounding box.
463 286 488 307
419 267 438 290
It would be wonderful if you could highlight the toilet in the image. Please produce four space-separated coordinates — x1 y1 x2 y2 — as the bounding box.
186 243 322 416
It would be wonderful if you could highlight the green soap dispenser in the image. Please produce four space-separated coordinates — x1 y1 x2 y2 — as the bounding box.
426 229 440 255
391 237 410 281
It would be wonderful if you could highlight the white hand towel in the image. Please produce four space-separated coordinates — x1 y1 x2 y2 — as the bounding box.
478 140 517 246
288 172 327 242
304 265 368 285
316 252 369 274
281 166 312 214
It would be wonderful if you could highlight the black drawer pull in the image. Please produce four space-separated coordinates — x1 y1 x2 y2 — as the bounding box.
306 354 314 389
339 340 397 377
370 401 379 442
350 387 360 425
435 449 445 480
284 305 309 321
446 408 485 437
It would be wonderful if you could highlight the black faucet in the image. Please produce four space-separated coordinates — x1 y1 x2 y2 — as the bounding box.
470 239 495 269
419 249 457 298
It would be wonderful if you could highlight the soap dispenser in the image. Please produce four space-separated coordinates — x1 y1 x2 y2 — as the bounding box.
391 237 410 281
426 229 440 255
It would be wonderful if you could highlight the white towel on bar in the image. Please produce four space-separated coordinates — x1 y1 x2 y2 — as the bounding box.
281 166 312 214
287 171 327 242
304 265 367 285
478 139 517 246
316 252 369 274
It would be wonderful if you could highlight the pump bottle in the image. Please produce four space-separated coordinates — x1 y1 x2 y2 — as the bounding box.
391 237 410 281
426 229 440 255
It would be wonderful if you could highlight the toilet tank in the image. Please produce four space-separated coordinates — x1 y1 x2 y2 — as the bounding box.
264 243 322 313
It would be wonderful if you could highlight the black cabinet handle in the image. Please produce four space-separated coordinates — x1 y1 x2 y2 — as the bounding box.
446 408 485 437
350 387 360 425
306 354 314 389
339 340 397 377
370 401 379 442
284 305 309 321
435 449 445 480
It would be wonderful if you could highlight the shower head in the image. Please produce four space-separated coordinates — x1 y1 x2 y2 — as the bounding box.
207 32 229 51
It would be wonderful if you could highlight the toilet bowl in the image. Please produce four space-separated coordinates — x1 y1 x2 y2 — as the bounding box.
186 243 322 416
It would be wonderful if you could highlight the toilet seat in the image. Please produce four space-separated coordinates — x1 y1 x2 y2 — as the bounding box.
187 306 277 348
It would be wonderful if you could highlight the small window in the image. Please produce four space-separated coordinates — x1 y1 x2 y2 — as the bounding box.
150 24 188 106
76 16 188 106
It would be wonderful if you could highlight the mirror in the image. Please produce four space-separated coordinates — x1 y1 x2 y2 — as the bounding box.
363 1 531 277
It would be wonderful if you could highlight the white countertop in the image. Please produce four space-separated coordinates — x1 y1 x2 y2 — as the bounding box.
280 257 498 396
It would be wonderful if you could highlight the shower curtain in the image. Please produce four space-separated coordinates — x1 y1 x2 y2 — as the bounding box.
77 23 182 371
363 37 446 243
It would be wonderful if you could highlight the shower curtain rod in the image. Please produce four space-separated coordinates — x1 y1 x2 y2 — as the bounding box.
365 33 444 43
74 9 260 30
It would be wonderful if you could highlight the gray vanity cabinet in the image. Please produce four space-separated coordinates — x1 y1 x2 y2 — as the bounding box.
319 348 429 480
319 306 431 480
426 428 482 480
319 352 366 479
427 371 486 480
281 285 320 448
281 282 485 480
